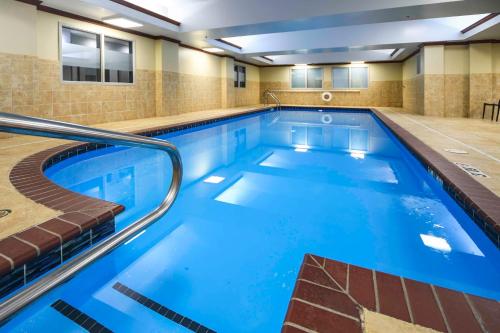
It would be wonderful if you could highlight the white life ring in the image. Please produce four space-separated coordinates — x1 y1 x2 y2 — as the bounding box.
321 114 333 124
321 91 332 102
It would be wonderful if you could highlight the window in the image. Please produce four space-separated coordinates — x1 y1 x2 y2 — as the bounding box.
60 25 134 84
61 27 101 82
416 53 422 75
234 65 246 88
291 67 323 88
332 66 368 89
104 36 133 83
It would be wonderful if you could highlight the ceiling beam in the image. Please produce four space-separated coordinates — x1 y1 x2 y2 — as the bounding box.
201 0 499 38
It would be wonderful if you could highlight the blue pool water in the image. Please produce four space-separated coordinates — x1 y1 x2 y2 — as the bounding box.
2 109 500 332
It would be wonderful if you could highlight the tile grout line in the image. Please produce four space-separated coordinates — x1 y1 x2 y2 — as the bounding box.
346 264 350 293
430 285 452 333
400 277 414 324
283 322 317 333
396 112 500 164
0 253 14 270
372 270 380 313
292 298 360 322
309 255 361 307
297 278 342 292
11 235 41 256
463 293 487 333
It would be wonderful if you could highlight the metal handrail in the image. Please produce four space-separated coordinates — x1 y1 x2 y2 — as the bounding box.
263 89 281 110
0 112 183 322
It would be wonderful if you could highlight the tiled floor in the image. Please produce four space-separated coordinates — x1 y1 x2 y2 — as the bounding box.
1 105 499 240
378 108 500 196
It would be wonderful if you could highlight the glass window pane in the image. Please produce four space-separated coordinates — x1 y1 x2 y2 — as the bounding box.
234 65 238 87
104 36 133 83
307 68 323 88
332 67 349 89
291 68 306 88
239 66 246 88
350 66 368 88
61 27 101 82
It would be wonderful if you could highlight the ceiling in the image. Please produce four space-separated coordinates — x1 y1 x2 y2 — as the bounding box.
39 0 500 65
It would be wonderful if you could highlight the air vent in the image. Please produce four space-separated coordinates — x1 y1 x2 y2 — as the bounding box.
454 162 489 178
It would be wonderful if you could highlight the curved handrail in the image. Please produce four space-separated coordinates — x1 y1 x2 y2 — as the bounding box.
263 89 281 110
0 112 183 322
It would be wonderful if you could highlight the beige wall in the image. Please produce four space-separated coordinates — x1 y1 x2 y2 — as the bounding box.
0 1 37 56
445 45 469 75
0 0 261 128
402 42 500 118
259 63 402 107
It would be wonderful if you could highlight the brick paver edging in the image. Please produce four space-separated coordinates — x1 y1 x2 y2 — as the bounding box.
283 254 499 333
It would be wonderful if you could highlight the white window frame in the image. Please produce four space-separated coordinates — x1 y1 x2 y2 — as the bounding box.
59 23 136 85
290 66 324 89
332 65 369 90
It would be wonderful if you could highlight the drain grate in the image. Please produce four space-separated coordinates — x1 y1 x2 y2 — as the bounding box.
444 148 468 154
455 162 489 178
0 209 11 219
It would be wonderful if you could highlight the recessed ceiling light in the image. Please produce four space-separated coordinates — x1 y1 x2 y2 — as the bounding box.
203 47 224 53
204 176 225 184
351 61 365 64
103 18 143 28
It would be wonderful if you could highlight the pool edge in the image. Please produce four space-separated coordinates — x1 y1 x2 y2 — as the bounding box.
1 105 499 298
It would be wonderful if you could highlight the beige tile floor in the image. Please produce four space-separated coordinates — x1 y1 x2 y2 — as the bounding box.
1 105 499 239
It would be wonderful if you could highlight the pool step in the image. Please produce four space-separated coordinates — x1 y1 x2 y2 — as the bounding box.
51 299 113 333
112 282 215 333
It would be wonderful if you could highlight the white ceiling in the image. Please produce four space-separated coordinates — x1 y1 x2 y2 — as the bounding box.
40 0 500 65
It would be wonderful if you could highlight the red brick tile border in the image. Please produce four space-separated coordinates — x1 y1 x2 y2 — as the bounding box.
1 142 124 278
283 254 500 333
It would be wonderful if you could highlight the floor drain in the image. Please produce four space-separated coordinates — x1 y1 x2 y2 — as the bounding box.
444 148 468 154
454 163 489 178
0 209 12 218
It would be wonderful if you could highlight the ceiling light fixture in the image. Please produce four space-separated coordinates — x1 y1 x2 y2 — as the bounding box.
203 47 224 53
351 61 365 64
294 64 308 67
103 17 143 28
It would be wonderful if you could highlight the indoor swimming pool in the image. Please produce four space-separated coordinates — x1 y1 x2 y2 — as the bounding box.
2 108 499 332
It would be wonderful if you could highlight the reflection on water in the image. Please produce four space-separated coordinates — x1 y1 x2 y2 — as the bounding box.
41 110 500 332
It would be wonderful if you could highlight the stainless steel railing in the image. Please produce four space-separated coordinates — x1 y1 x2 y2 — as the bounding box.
263 89 281 110
0 112 183 322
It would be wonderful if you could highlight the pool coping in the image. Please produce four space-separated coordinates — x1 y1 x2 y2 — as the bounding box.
283 254 500 332
371 109 499 248
0 105 499 295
